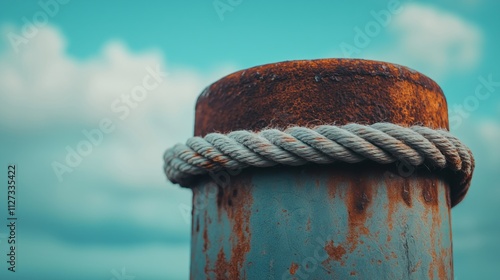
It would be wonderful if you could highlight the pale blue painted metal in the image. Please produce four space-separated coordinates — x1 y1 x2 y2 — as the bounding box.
190 165 452 279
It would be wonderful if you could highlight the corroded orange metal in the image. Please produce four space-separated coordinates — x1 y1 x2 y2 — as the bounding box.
195 59 448 135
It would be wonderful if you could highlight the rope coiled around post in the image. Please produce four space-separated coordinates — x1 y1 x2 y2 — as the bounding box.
163 122 474 206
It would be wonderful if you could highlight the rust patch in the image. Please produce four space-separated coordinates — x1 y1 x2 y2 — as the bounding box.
289 262 299 275
401 178 412 207
202 205 210 252
325 241 347 264
326 173 341 200
383 170 413 232
445 182 451 209
214 248 227 280
438 247 447 279
384 173 399 231
306 217 311 232
203 224 209 253
422 178 438 205
214 177 253 279
432 183 448 280
346 174 374 252
391 251 397 259
412 260 422 273
202 207 211 276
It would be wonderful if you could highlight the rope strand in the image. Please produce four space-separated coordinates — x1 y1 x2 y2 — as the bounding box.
163 122 474 205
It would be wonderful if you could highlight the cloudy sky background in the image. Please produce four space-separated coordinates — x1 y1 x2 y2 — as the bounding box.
0 0 498 279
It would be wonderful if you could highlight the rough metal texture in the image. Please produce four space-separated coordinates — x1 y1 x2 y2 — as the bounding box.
191 165 452 279
190 58 456 279
195 58 448 136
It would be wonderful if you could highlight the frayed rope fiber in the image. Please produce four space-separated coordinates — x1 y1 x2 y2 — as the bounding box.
163 122 474 205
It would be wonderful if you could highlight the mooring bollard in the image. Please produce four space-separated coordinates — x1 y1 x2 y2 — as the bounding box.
164 59 474 279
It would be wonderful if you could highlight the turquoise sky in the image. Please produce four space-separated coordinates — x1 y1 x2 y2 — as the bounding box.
0 0 499 279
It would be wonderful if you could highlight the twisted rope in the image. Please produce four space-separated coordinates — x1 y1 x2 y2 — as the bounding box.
163 123 474 206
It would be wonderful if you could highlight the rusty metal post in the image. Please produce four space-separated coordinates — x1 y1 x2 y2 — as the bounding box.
190 59 455 279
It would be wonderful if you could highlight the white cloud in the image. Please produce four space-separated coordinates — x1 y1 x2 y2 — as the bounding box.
366 3 482 78
0 24 237 187
0 25 235 129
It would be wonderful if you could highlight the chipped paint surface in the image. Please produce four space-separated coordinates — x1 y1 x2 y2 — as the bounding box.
190 164 453 279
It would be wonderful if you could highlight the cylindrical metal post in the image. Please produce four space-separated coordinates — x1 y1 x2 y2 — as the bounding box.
190 59 454 279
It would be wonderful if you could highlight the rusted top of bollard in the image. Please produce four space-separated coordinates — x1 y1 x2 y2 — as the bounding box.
192 58 469 206
195 58 448 136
